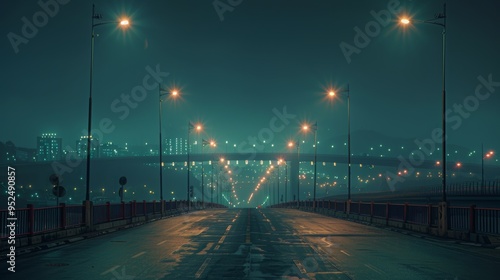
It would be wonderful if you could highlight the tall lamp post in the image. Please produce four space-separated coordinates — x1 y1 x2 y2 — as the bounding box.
187 122 201 210
278 159 284 204
302 122 318 212
86 4 130 202
284 160 288 203
277 163 280 204
158 85 178 209
218 158 226 204
202 139 216 207
288 140 300 208
400 4 446 201
211 157 215 205
328 84 351 200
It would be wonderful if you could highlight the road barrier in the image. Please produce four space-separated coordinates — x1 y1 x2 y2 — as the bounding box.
0 200 226 240
272 200 500 236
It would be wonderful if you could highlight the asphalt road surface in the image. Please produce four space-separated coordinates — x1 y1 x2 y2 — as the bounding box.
2 208 500 279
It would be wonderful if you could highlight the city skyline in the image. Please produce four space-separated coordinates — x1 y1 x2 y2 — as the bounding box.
2 129 497 165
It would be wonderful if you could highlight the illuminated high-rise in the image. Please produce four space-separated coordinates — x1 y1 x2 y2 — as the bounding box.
166 137 188 155
37 133 62 161
76 135 100 158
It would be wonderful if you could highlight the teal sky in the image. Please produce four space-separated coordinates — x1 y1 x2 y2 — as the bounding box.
1 0 499 154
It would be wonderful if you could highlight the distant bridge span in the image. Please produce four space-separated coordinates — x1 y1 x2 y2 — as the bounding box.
93 152 498 172
5 152 498 173
3 153 498 197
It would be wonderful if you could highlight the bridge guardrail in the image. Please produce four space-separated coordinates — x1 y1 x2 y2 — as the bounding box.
0 200 226 239
272 200 499 235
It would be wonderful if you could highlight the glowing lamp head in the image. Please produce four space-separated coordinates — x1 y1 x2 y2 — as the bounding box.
171 90 178 96
302 125 309 131
328 91 335 97
120 19 130 26
196 125 202 131
400 18 410 25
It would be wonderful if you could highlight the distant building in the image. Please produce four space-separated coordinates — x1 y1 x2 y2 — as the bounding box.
37 133 62 161
16 147 36 162
100 141 121 157
0 141 36 163
0 141 17 163
165 138 188 155
76 136 100 158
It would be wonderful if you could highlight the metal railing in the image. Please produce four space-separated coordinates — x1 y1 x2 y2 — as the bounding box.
272 200 499 235
0 200 226 239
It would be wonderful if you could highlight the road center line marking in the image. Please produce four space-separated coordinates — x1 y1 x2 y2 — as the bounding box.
195 257 212 278
218 235 227 244
157 240 167 245
101 265 120 275
132 251 146 258
215 224 232 250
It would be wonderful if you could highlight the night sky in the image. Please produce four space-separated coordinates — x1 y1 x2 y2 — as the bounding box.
1 0 499 153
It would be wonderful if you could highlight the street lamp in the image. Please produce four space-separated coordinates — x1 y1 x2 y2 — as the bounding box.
288 140 300 207
202 139 216 207
284 160 288 203
399 3 446 201
217 158 225 204
187 122 202 210
328 85 351 201
270 165 277 204
277 159 284 204
86 4 130 201
159 84 178 207
302 122 318 211
210 155 221 205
